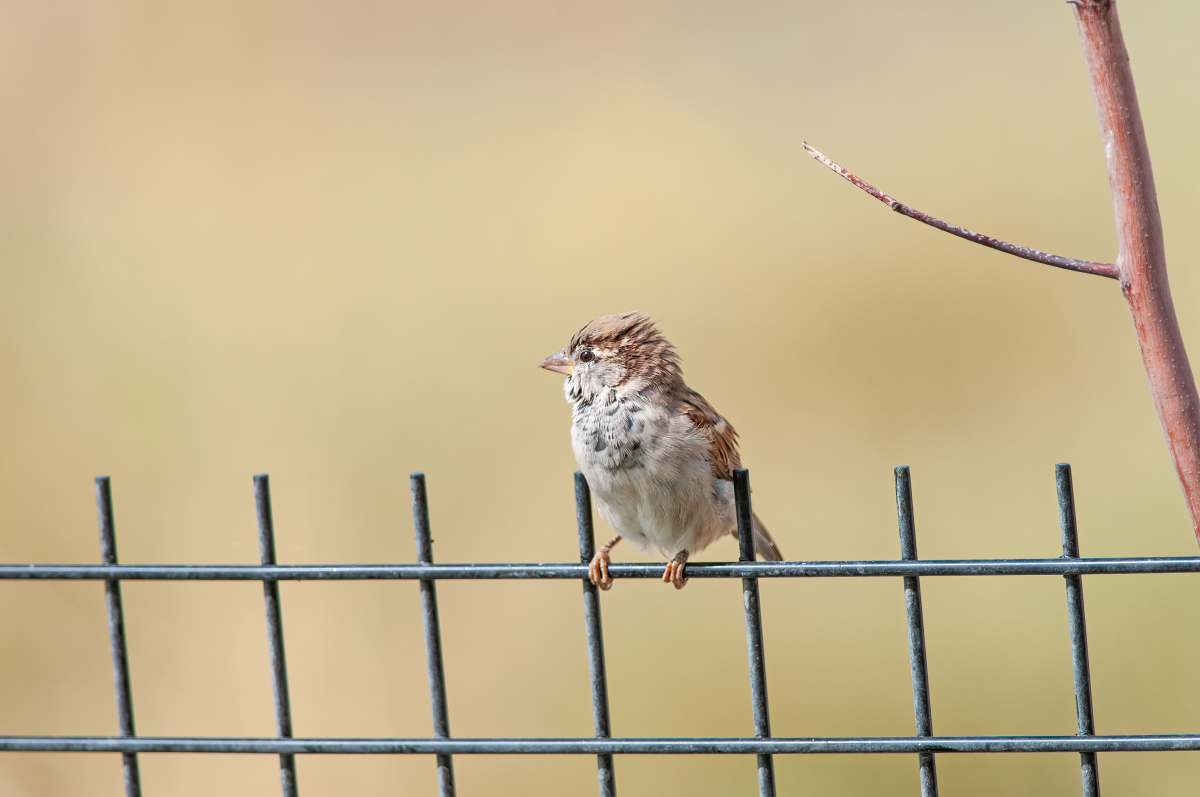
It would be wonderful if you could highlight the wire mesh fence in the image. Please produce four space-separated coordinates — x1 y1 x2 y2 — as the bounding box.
2 464 1199 797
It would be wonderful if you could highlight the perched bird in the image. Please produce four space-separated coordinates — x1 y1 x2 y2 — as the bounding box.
540 311 783 590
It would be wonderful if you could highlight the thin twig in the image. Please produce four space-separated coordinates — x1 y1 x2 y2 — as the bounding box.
802 142 1119 280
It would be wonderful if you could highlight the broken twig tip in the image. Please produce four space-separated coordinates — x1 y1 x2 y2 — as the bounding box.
801 145 898 208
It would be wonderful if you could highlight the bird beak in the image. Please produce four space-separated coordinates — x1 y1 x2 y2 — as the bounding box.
540 349 573 375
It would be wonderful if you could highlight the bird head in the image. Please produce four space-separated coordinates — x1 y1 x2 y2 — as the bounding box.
540 311 681 403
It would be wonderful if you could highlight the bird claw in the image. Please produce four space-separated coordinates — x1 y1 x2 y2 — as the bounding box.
663 551 689 590
589 550 614 590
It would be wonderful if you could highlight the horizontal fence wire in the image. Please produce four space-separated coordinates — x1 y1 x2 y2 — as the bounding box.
2 559 1197 580
2 464 1198 797
0 735 1197 754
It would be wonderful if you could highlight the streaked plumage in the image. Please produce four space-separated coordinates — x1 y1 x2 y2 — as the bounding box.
540 311 782 589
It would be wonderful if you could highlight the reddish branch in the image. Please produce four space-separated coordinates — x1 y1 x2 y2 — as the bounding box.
805 0 1200 541
802 143 1118 280
1074 0 1200 540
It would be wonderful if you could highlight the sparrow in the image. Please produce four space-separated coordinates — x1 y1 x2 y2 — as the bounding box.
540 311 783 590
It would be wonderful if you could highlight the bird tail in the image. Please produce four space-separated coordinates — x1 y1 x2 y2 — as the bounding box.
751 512 784 562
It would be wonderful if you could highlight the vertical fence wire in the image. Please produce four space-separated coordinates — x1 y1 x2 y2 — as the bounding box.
1057 463 1100 797
895 466 938 797
733 469 776 797
411 473 456 797
254 475 298 797
575 473 617 797
94 476 142 797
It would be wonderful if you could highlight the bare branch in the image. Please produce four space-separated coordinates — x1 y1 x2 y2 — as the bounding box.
802 142 1119 280
804 0 1200 541
1073 0 1200 540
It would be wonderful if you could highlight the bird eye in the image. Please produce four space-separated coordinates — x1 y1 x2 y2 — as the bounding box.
579 349 595 363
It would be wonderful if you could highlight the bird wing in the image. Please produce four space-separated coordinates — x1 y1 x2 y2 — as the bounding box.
679 389 742 481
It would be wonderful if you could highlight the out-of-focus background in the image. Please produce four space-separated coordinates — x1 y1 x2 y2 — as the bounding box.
2 0 1199 794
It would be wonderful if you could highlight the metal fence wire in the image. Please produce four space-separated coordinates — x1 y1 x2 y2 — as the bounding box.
3 464 1200 797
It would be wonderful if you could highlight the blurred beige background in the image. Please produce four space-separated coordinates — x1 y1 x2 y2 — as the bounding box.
2 0 1199 794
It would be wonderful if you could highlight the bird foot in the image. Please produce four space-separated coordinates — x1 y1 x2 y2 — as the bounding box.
663 550 689 589
589 550 614 590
